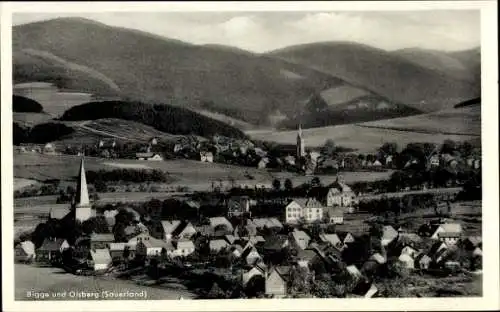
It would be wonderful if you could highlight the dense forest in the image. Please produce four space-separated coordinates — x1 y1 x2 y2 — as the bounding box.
13 122 74 145
60 100 247 139
12 95 44 113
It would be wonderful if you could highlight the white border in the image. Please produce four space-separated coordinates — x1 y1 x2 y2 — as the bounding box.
1 1 498 311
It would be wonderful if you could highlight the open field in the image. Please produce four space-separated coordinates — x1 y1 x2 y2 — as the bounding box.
15 264 195 300
13 112 54 127
360 105 481 136
247 123 478 153
14 178 41 191
14 153 396 195
103 162 152 169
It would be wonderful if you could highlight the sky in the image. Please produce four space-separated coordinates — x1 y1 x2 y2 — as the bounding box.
13 11 480 53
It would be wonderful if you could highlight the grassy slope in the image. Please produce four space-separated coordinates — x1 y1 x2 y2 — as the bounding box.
247 105 480 153
267 42 480 112
359 105 481 136
12 18 345 125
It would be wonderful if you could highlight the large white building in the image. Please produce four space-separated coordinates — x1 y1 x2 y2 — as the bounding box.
325 177 357 208
285 198 324 224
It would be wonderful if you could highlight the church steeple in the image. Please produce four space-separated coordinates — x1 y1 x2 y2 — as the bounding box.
74 155 92 222
296 123 305 158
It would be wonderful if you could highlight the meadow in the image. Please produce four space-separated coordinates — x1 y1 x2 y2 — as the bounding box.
247 123 478 153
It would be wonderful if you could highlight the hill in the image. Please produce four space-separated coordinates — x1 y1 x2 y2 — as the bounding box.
13 17 346 126
454 97 481 108
13 49 120 97
59 100 247 139
359 105 481 136
267 41 480 112
12 95 44 113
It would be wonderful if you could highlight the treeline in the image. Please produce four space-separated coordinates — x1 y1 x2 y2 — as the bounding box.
60 100 247 139
85 169 169 184
12 95 44 113
13 122 74 145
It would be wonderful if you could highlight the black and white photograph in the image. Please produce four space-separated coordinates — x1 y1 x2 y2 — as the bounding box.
1 1 498 311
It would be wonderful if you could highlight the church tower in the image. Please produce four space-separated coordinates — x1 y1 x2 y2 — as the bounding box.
296 124 305 158
73 156 92 223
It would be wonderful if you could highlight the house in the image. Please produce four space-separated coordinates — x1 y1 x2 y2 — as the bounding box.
472 247 482 257
136 236 174 258
263 235 289 254
159 220 181 241
36 238 69 263
265 266 291 298
209 217 234 235
398 253 415 269
254 148 267 158
431 223 462 245
337 231 356 245
324 206 344 224
241 246 262 266
415 253 432 270
171 221 197 240
346 265 362 279
224 234 237 245
290 229 311 250
14 241 36 263
231 245 244 258
171 239 195 257
251 218 283 231
285 198 323 224
428 241 450 264
257 158 269 169
108 242 134 261
48 205 71 221
397 233 423 248
372 160 382 167
296 249 316 268
381 225 399 247
242 262 267 287
200 151 214 163
209 239 230 253
173 143 184 154
325 177 357 207
248 235 266 246
43 143 57 155
369 252 386 265
227 196 251 217
283 155 296 166
398 243 418 257
428 154 440 167
149 137 158 146
318 233 343 250
473 159 481 169
90 233 115 250
88 249 112 271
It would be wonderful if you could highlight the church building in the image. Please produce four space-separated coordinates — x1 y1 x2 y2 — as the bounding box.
296 124 305 159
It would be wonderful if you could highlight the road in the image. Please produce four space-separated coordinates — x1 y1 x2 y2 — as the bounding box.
359 187 462 201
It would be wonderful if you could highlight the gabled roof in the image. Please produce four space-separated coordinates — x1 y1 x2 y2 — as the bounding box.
319 233 341 247
108 243 127 251
49 206 70 220
249 235 266 245
90 249 112 264
209 217 233 231
241 246 261 261
292 198 323 208
38 238 67 251
438 232 461 238
292 230 311 242
161 220 182 235
437 223 463 233
209 239 229 251
337 231 353 242
273 266 292 282
90 233 115 242
464 236 482 246
296 249 316 262
263 235 288 251
140 237 175 250
224 234 237 244
171 221 194 238
346 265 362 277
382 225 398 244
369 253 386 264
175 239 195 250
329 180 353 193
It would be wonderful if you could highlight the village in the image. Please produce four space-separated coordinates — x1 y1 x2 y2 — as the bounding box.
14 126 483 299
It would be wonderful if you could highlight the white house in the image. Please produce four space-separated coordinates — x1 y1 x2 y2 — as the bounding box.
284 198 323 224
290 229 311 250
136 236 172 257
172 239 195 257
14 241 36 263
209 239 230 253
401 245 419 258
88 249 112 271
431 223 462 245
325 178 357 207
200 151 214 163
398 253 415 269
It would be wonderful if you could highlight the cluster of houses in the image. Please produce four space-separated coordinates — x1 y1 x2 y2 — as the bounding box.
13 156 481 298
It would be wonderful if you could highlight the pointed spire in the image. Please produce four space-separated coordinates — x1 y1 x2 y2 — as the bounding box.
298 123 302 137
75 155 90 207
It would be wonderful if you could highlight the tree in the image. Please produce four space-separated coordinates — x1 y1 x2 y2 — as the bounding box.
284 179 293 192
311 177 321 188
441 139 457 154
94 180 107 193
272 178 281 191
321 139 336 156
206 282 227 299
379 142 398 155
